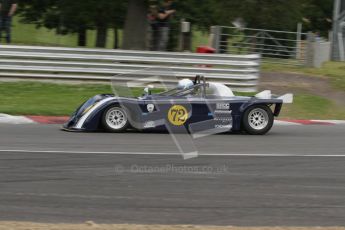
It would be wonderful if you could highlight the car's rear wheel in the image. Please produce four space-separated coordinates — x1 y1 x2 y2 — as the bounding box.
102 106 129 132
242 105 274 135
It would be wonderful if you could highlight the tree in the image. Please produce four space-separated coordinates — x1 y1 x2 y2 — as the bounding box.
177 0 217 32
18 0 334 49
18 0 94 46
302 0 333 36
122 0 148 50
93 0 127 48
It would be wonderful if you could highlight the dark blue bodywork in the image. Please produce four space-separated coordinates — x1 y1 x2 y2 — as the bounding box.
63 92 283 133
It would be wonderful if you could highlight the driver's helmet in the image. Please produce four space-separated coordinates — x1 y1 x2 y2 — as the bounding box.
177 79 194 90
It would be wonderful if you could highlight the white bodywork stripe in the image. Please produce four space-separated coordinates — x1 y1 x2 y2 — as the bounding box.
75 97 116 129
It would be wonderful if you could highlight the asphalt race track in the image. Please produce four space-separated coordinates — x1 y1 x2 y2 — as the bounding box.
0 123 345 226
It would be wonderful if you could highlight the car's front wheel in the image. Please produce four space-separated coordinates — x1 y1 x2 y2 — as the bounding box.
242 105 274 135
102 106 129 132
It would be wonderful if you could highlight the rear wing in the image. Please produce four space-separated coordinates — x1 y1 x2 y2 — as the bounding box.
255 90 293 103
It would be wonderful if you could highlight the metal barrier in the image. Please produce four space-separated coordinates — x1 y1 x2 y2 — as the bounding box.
0 45 261 92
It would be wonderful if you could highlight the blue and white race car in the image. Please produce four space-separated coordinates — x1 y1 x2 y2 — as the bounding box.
63 76 292 135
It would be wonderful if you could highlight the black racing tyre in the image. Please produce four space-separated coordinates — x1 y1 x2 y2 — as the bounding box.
242 105 274 135
101 106 130 133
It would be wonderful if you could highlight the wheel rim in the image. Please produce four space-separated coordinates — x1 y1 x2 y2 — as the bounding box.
248 108 269 130
105 108 127 130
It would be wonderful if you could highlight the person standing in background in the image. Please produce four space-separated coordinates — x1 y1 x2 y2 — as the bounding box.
0 0 17 43
157 0 175 51
148 4 160 51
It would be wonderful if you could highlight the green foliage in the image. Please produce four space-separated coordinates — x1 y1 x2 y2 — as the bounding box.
17 0 127 46
16 0 335 48
11 16 123 48
177 0 217 31
302 0 333 37
18 0 127 32
177 0 333 33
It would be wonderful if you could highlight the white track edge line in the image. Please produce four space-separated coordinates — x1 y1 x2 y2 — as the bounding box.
0 149 345 157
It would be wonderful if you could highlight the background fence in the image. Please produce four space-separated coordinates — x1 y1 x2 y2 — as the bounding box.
0 45 261 92
211 25 309 66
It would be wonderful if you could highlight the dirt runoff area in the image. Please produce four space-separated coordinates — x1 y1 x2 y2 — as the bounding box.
1 222 345 230
260 72 345 107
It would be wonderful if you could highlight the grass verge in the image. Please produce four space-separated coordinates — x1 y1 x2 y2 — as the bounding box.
0 82 344 119
279 94 345 119
0 82 112 116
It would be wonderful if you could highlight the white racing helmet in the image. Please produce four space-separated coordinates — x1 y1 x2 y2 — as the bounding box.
177 79 194 90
